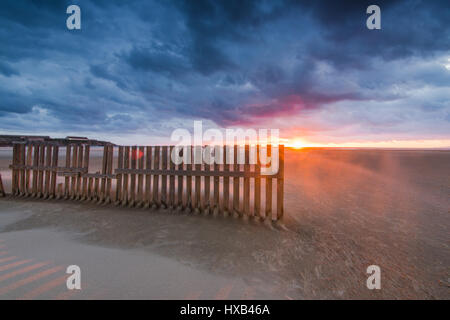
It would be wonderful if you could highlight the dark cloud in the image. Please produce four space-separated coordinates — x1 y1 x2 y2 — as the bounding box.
125 46 190 76
0 62 20 77
0 0 448 142
301 0 450 66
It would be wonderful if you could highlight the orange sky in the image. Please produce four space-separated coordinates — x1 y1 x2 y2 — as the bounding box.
284 138 450 149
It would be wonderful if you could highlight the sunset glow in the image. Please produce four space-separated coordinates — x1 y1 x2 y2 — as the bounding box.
285 139 450 149
286 139 306 149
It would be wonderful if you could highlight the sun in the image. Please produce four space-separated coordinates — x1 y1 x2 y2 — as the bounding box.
288 139 305 149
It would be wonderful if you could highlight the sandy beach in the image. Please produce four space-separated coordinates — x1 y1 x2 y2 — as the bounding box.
0 148 448 299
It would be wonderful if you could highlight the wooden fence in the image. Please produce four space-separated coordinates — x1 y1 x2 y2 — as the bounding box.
8 142 284 221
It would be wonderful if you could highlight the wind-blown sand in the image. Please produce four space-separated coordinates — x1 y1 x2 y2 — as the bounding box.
0 148 448 299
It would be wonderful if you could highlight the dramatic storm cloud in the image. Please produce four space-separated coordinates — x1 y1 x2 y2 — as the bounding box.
0 0 449 145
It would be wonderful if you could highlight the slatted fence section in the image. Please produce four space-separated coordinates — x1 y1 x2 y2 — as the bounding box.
8 143 285 221
9 142 94 200
115 144 284 220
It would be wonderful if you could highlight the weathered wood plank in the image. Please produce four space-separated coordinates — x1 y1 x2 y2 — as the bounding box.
25 145 33 195
19 144 26 195
254 144 261 218
49 145 59 198
122 146 130 205
81 173 116 178
43 145 52 198
12 144 20 196
11 145 17 195
152 146 160 207
169 146 175 208
0 174 5 196
81 145 90 199
177 147 183 208
13 144 20 195
160 146 168 208
233 145 240 215
276 144 284 220
32 144 40 196
144 146 152 207
265 144 272 220
244 144 250 216
76 145 83 198
12 144 19 195
113 168 270 177
137 146 144 205
186 146 192 209
10 165 88 173
105 145 113 203
129 146 137 206
223 145 230 213
204 147 211 211
38 144 45 197
115 146 123 205
69 145 78 199
213 145 220 213
194 146 201 211
99 146 108 202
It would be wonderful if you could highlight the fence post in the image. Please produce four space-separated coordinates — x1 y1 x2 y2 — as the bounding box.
13 144 21 195
32 144 39 197
19 144 26 196
185 146 192 210
128 146 137 207
122 146 130 206
50 145 59 198
233 145 240 216
105 145 113 203
204 147 211 213
276 145 284 221
254 144 261 218
144 146 152 208
69 145 78 199
213 146 220 215
43 145 52 198
115 146 123 205
169 146 175 209
244 144 250 216
0 173 5 197
152 146 160 208
37 144 45 198
176 147 183 209
76 145 83 199
161 146 168 208
223 145 230 214
137 146 145 206
25 145 33 195
194 146 201 212
99 145 107 203
265 144 272 220
81 145 89 200
11 145 16 195
63 145 71 199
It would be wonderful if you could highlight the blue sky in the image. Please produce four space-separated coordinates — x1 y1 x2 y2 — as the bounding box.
0 0 449 146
